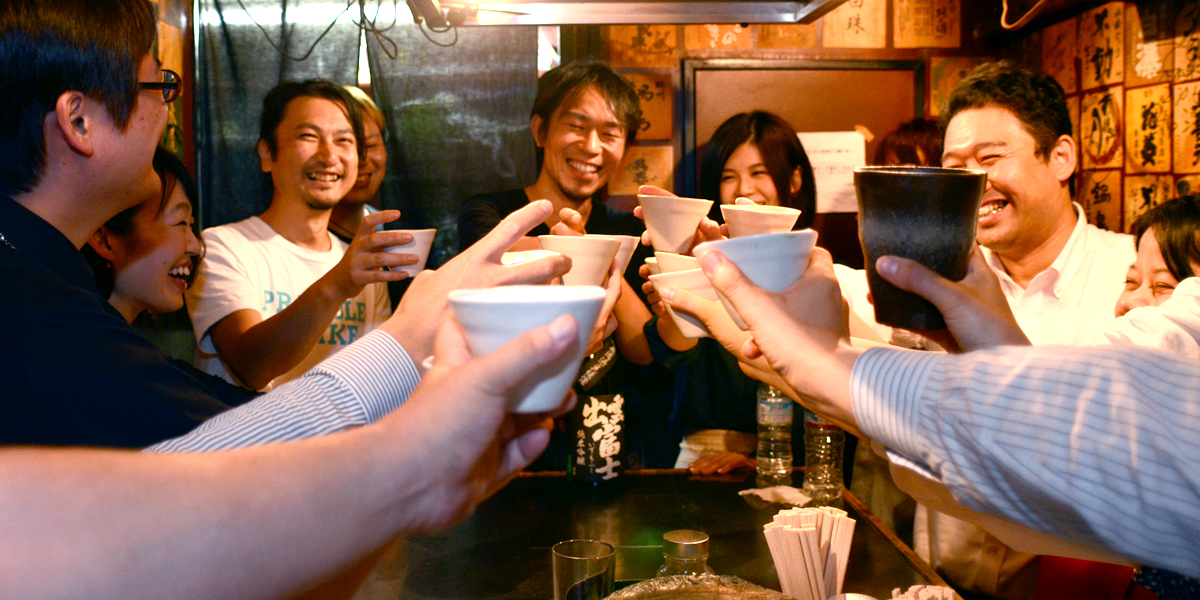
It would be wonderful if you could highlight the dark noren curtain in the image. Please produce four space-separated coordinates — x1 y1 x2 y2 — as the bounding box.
365 25 538 268
195 0 359 228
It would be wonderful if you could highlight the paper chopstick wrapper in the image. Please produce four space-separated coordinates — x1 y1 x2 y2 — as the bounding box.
762 506 855 600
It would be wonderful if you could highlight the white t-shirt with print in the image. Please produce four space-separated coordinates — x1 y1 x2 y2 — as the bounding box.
186 216 391 391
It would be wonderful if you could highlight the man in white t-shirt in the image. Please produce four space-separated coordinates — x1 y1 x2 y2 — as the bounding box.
187 80 417 391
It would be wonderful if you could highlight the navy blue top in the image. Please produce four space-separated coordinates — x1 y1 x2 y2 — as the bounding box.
0 195 254 448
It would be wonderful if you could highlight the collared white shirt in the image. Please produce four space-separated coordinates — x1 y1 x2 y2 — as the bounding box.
982 203 1134 345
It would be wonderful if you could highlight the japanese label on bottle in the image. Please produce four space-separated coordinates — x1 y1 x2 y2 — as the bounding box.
570 394 625 482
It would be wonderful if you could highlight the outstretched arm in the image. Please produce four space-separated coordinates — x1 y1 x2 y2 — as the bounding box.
0 313 581 600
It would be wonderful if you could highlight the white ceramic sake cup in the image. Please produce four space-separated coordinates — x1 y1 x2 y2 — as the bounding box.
648 268 719 339
644 257 661 275
384 229 437 276
653 251 700 274
638 194 713 253
693 229 818 329
720 204 802 238
448 285 605 413
537 235 621 286
589 234 638 275
500 249 562 266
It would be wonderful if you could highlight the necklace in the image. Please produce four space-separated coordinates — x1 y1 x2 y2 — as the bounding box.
0 230 15 252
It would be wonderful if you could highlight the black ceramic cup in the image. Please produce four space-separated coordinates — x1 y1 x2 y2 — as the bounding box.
854 166 987 330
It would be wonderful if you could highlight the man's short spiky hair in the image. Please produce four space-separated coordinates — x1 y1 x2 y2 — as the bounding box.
0 0 158 196
530 60 640 168
941 60 1072 160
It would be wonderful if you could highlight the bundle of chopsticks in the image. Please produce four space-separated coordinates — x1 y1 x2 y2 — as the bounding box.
890 585 956 600
762 507 855 600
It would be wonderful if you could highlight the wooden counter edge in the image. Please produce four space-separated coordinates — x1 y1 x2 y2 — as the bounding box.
842 489 964 600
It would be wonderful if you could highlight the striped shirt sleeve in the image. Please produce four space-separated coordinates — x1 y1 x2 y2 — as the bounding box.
147 330 421 453
852 345 1200 578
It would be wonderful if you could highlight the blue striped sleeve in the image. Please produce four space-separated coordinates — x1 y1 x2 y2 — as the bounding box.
147 330 421 453
853 344 1200 578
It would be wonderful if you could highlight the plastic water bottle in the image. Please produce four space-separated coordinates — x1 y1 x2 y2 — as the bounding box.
802 409 845 504
756 383 793 488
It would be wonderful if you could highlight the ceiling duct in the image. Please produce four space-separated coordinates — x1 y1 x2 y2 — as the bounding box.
410 0 849 27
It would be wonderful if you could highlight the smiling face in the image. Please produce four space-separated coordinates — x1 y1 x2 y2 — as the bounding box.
719 141 800 206
533 85 626 203
259 96 358 211
941 106 1075 256
342 117 385 205
1115 229 1200 317
106 183 202 321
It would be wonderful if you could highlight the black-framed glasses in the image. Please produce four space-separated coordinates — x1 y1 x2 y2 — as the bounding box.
139 69 181 103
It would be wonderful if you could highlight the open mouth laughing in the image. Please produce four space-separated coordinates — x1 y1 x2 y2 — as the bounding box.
168 263 191 286
978 198 1010 219
567 159 600 177
306 171 343 184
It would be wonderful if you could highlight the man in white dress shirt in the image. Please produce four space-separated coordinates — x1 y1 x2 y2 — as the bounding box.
688 244 1200 581
905 60 1136 597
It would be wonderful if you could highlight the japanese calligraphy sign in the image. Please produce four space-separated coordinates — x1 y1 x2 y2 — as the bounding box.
684 24 752 51
610 145 673 196
1125 84 1171 173
1041 16 1080 94
1175 1 1200 81
1080 2 1124 90
1043 18 1078 94
1175 81 1200 174
1124 175 1173 232
622 73 672 141
894 0 960 49
759 23 818 50
930 57 986 116
607 25 676 68
1125 1 1174 87
1081 87 1124 169
1082 170 1122 232
823 0 886 49
570 394 625 482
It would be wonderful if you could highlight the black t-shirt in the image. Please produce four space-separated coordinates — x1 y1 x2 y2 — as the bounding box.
457 189 651 294
0 195 252 448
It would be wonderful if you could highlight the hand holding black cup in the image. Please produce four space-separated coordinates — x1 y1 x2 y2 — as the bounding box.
854 166 987 331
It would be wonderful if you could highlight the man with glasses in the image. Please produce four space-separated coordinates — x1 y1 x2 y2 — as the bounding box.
0 0 569 455
0 4 583 595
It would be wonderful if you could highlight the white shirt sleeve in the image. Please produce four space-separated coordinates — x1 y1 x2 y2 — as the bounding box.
1082 277 1200 361
147 330 421 452
851 345 1200 578
186 227 263 350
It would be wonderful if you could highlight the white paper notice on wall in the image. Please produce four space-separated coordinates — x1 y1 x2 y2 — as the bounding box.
798 131 866 214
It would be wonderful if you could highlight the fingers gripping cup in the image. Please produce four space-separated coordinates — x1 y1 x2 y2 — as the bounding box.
448 285 606 413
854 166 987 330
638 194 713 253
384 228 437 277
693 230 818 330
537 235 621 286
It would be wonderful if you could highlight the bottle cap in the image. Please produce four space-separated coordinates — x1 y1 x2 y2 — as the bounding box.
663 529 709 559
